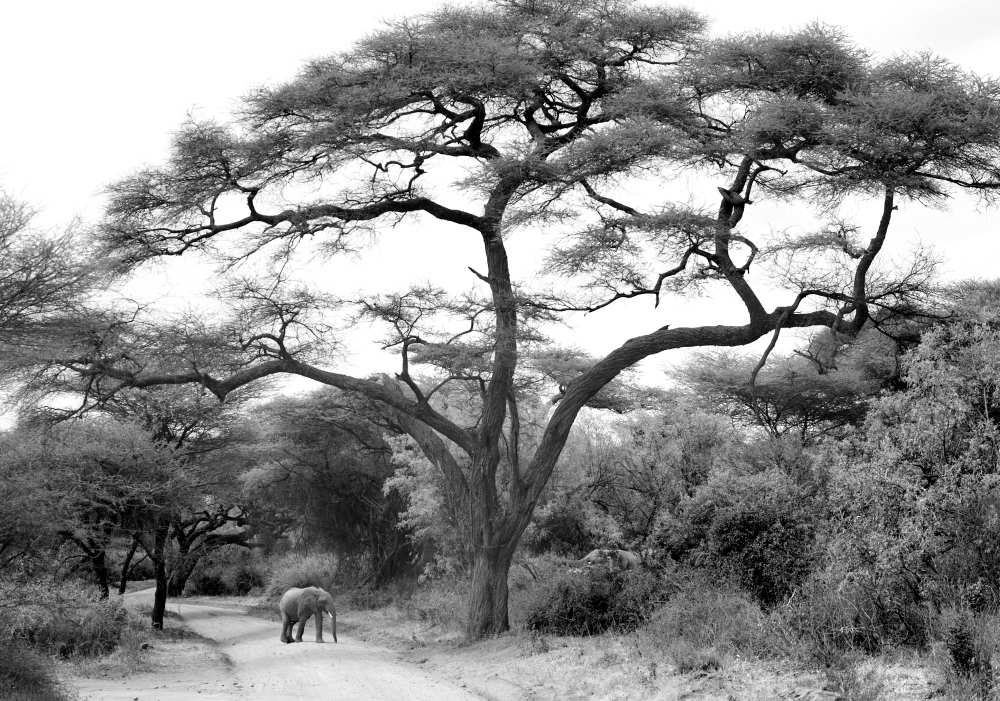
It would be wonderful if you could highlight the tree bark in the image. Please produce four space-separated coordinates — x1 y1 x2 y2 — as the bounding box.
166 541 194 597
90 546 110 600
151 524 168 629
117 535 141 595
465 540 516 639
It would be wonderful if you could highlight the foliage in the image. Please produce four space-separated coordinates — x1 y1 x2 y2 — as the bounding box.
265 552 340 600
0 191 100 376
817 311 1000 648
680 342 889 442
184 546 265 596
238 390 414 583
0 577 134 659
523 567 665 636
656 467 818 606
0 639 72 701
0 416 190 599
525 406 736 555
384 434 472 569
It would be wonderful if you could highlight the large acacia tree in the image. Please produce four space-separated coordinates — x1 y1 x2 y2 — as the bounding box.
64 0 1000 637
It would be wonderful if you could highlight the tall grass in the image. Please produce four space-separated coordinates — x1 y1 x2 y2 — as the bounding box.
0 639 73 701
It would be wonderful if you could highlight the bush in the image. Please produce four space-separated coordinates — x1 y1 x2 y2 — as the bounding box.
640 575 768 656
265 552 339 600
927 608 999 700
402 576 467 630
0 579 130 658
184 547 265 596
657 469 817 607
0 639 72 701
771 565 936 664
524 567 665 635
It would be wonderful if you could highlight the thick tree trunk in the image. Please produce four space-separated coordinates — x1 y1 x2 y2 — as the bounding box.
151 526 168 629
465 541 516 639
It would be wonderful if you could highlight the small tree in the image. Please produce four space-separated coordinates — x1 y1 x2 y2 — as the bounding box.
59 2 1000 637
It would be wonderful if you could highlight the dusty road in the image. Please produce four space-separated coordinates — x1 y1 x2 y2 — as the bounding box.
74 592 483 701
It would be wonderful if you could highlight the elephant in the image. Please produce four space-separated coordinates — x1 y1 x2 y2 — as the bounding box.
580 548 641 573
279 586 338 644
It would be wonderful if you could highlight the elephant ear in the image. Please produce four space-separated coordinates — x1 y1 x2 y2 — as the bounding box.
297 590 318 618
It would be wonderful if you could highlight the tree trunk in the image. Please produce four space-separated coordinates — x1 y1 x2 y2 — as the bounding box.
89 546 111 600
118 535 140 595
151 525 168 629
167 542 195 597
465 542 515 639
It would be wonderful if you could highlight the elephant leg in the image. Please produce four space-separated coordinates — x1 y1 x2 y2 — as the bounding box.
315 611 324 643
294 614 308 642
281 614 295 643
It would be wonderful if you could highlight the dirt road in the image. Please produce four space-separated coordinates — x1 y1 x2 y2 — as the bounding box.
73 592 483 701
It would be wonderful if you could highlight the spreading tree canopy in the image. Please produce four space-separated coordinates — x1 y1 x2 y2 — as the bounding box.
48 0 1000 637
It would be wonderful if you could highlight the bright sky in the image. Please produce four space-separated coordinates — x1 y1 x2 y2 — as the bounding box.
2 1 999 408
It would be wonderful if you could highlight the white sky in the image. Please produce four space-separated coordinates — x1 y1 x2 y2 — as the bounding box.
2 0 999 409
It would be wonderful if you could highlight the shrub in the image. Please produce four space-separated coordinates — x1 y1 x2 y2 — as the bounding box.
402 575 467 630
0 639 72 701
524 568 665 636
265 552 339 600
771 564 937 664
0 579 131 659
927 609 999 700
185 548 265 597
658 469 817 607
640 575 768 657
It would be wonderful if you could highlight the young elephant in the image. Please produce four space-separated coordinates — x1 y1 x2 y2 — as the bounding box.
279 586 338 644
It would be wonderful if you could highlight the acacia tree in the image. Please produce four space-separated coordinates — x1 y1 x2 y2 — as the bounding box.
0 191 98 380
64 1 1000 637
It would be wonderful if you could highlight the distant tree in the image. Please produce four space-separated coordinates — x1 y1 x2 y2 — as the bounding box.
237 390 415 585
0 418 187 603
56 2 1000 637
680 348 880 442
102 388 255 616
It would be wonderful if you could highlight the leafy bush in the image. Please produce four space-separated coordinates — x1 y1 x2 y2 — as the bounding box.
657 469 817 607
0 639 72 701
185 546 265 596
524 568 665 635
265 552 340 600
769 569 888 664
640 574 768 656
0 579 130 658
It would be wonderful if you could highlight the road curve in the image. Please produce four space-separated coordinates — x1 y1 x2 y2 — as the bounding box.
75 592 483 701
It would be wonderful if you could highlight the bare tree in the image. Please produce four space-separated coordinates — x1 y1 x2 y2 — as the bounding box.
60 2 1000 637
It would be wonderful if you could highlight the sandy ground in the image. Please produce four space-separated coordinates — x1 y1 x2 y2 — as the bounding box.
72 590 482 701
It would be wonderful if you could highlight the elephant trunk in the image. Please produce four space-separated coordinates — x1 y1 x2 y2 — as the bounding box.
329 609 338 643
